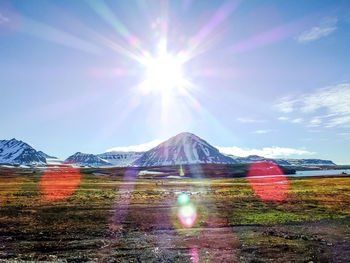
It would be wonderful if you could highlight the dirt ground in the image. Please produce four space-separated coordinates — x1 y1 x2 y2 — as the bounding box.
0 166 350 262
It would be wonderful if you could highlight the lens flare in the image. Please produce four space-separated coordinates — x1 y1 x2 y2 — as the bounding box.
177 193 197 228
247 162 290 202
40 165 82 201
179 203 196 218
177 192 190 205
189 247 199 263
110 168 138 228
179 164 185 176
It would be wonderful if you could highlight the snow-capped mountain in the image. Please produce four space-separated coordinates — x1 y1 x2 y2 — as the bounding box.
284 159 335 166
0 135 337 167
133 132 237 167
227 155 291 166
37 151 57 159
0 138 47 165
65 152 111 167
227 155 335 166
97 151 144 167
64 151 144 167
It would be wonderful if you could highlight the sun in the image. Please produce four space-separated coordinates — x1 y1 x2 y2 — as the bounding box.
141 51 188 94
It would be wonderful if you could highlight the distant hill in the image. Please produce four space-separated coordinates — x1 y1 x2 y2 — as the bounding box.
227 154 336 166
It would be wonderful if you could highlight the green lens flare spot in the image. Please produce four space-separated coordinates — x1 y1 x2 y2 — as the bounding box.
177 193 190 205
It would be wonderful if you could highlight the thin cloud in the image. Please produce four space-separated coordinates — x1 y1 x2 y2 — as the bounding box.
217 146 314 158
251 129 275 134
309 117 323 127
297 19 337 43
277 116 302 124
326 115 350 128
0 13 9 24
274 83 350 128
274 96 295 113
338 132 350 140
106 139 163 152
338 132 350 136
237 117 265 123
291 118 303 123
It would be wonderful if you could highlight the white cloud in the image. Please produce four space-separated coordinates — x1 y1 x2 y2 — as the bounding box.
274 83 350 128
338 132 350 140
307 129 322 133
277 116 303 124
291 118 303 123
0 13 9 24
326 115 350 128
338 132 350 136
297 19 337 43
217 146 314 158
274 97 295 113
309 117 323 127
251 129 275 134
237 118 265 123
300 84 350 116
106 139 163 152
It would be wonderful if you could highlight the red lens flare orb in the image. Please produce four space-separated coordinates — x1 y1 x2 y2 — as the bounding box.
40 165 82 201
247 162 290 202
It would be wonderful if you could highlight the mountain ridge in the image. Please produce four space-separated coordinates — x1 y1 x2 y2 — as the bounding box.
65 152 111 167
227 154 336 166
0 134 338 167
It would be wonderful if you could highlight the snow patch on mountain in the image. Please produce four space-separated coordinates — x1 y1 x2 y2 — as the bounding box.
65 152 111 167
227 154 336 166
0 138 47 165
133 132 237 167
63 151 144 167
37 151 58 159
97 151 144 167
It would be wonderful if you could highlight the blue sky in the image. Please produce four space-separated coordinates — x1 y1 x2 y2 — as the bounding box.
0 0 350 163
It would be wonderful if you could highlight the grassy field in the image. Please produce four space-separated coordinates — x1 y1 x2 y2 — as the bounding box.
0 166 350 262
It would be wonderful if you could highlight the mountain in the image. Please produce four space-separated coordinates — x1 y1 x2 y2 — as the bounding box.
133 132 237 167
0 135 337 168
0 138 47 165
284 159 335 166
65 152 111 167
97 151 144 167
227 154 335 166
64 151 144 167
37 151 58 159
227 155 291 166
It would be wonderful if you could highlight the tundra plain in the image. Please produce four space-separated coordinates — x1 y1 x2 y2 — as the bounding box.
0 165 350 262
